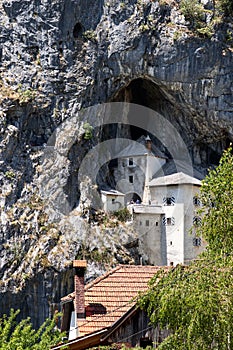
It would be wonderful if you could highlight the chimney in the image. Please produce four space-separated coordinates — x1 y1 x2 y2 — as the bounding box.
73 260 87 319
145 135 152 151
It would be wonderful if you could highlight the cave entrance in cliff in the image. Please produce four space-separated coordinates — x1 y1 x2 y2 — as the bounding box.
111 77 173 155
125 192 142 205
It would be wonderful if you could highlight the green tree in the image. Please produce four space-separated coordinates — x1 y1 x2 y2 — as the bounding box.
217 0 233 16
138 146 233 349
0 309 67 349
196 146 233 257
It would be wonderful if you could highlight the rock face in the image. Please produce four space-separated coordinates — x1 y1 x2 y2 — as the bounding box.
0 0 232 327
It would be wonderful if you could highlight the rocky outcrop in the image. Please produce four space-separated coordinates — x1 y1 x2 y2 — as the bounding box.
0 0 232 327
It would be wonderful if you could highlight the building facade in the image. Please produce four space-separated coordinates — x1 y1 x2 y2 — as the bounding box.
113 136 166 204
133 172 205 266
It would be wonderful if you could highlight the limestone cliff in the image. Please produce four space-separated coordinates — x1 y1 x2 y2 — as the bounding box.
0 0 232 327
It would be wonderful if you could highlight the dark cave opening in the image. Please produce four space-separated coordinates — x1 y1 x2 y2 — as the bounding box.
64 77 230 212
111 77 229 172
112 78 170 142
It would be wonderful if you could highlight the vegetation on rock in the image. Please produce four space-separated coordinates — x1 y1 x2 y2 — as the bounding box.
138 146 233 349
113 208 131 222
180 0 232 37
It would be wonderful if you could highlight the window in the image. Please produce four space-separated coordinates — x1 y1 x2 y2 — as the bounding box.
193 237 201 246
128 157 133 166
163 196 175 206
146 220 149 226
129 175 133 183
140 221 142 226
155 221 158 226
162 217 175 226
193 216 201 226
170 241 173 245
122 160 126 167
193 196 201 206
112 198 115 204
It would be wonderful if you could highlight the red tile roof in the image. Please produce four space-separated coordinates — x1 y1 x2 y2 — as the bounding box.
62 265 168 337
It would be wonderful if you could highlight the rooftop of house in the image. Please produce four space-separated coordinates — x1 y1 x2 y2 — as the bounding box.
133 205 164 214
152 160 204 180
116 135 167 159
101 189 125 196
149 172 202 187
61 264 168 337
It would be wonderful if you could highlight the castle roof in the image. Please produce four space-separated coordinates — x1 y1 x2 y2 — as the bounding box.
116 135 166 159
149 172 201 187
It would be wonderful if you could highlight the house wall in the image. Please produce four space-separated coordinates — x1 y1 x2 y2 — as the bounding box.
183 185 205 263
147 155 166 182
106 309 169 348
114 156 146 200
149 184 204 265
133 211 166 265
163 203 184 266
101 194 124 212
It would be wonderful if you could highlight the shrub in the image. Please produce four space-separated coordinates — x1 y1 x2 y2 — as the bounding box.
83 122 93 140
180 0 205 29
113 208 131 222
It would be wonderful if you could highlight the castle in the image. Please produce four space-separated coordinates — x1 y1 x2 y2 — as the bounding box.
101 136 205 266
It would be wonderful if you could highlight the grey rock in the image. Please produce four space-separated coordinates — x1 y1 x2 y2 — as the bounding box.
0 0 232 328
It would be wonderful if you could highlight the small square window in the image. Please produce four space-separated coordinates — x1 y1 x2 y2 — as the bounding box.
129 175 133 183
193 237 201 246
162 217 175 226
146 220 149 226
128 158 133 166
163 197 175 206
193 216 201 226
193 196 201 206
167 217 172 225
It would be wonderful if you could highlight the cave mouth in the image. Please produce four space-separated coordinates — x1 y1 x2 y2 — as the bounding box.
125 192 142 205
112 77 170 142
110 77 229 171
109 77 175 158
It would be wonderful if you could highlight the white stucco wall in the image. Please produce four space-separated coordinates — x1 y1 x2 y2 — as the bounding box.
114 155 166 202
149 183 204 264
163 203 184 266
114 156 146 200
133 206 166 265
147 155 166 181
101 193 125 212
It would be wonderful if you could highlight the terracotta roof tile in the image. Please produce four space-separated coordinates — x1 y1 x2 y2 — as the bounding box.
67 265 169 336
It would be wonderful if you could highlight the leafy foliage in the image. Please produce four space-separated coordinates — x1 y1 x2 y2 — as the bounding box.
137 146 233 349
196 146 233 257
83 122 93 140
180 0 205 29
218 0 233 16
138 259 233 349
179 0 232 38
113 207 131 222
0 309 66 349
